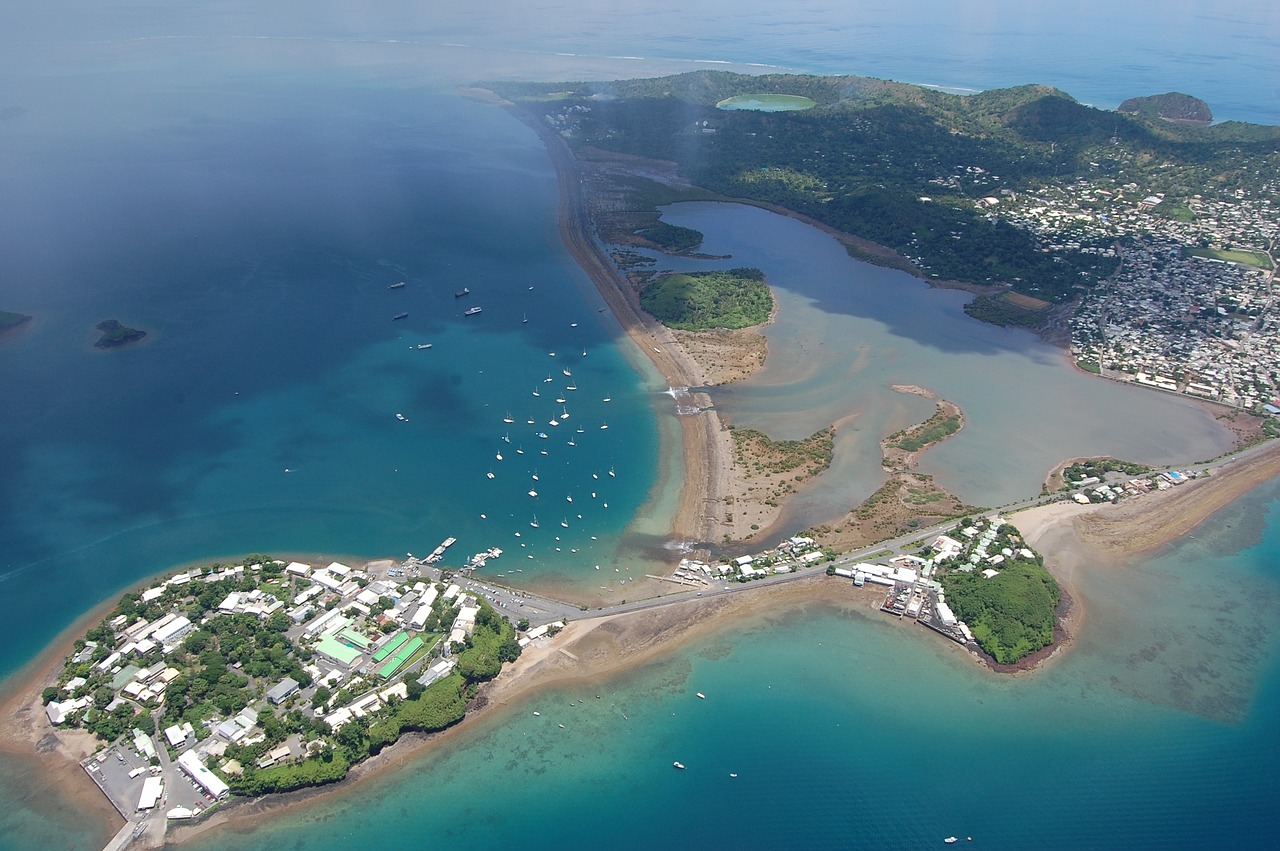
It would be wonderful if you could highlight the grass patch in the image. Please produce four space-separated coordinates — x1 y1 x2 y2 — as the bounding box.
1184 246 1273 270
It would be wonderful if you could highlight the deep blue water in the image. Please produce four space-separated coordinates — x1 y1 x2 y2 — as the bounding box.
0 2 1277 849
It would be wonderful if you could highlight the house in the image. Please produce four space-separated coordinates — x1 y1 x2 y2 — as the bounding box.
266 677 300 705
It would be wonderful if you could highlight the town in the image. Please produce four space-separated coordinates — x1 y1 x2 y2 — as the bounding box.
978 172 1279 411
40 453 1207 848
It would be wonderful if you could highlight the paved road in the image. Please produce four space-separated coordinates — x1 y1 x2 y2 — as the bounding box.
498 442 1274 626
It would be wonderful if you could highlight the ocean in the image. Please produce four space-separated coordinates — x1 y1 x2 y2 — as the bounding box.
0 1 1277 848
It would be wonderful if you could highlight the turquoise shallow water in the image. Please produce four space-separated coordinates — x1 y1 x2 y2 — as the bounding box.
1 2 1278 849
178 480 1280 851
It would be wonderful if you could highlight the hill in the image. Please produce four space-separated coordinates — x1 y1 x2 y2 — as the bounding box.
492 71 1278 305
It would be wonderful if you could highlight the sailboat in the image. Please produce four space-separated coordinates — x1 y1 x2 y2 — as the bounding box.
560 519 569 528
486 470 495 479
522 313 528 324
560 407 570 420
608 467 616 477
503 413 514 423
532 388 540 397
530 516 539 528
528 489 538 497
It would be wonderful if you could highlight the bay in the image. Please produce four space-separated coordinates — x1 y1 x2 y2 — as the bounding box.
0 2 1277 849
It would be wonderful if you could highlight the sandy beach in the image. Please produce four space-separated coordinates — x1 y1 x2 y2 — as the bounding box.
9 439 1280 848
6 91 1280 849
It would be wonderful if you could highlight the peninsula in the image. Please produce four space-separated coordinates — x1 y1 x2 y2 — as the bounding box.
8 71 1279 847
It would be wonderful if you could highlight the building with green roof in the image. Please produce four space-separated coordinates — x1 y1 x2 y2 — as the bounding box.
315 633 361 668
371 631 409 662
377 636 424 679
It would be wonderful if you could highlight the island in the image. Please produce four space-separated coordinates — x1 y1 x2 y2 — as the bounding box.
94 319 147 349
36 549 530 836
0 310 32 333
10 69 1280 846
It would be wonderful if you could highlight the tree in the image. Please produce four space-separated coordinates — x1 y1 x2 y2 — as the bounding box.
41 687 58 705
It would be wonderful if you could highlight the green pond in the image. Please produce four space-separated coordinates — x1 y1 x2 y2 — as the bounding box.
716 94 817 111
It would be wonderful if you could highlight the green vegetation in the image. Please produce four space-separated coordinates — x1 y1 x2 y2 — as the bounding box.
496 71 1280 302
454 607 521 681
1184 246 1274 270
636 221 704 252
1117 92 1212 124
0 310 31 331
963 294 1047 329
640 267 772 330
887 411 961 453
94 319 146 348
942 558 1059 664
731 426 834 477
51 555 523 803
1062 457 1152 482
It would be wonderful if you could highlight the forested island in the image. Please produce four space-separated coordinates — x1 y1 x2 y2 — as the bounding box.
94 319 147 349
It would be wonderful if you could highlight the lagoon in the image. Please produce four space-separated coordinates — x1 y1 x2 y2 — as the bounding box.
716 94 817 111
0 0 1277 848
655 201 1234 518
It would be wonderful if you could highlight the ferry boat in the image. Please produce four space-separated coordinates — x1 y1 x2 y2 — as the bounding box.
464 306 482 316
392 312 408 320
454 287 470 298
388 281 406 289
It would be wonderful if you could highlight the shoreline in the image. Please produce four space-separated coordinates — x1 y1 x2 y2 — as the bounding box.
516 103 729 550
8 438 1280 846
